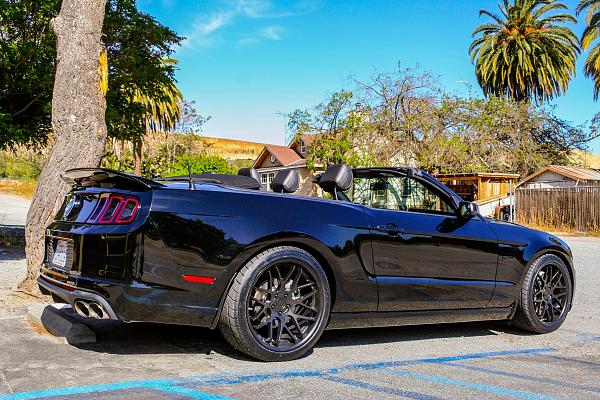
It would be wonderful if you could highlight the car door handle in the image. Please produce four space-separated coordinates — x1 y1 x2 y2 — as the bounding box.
375 224 405 236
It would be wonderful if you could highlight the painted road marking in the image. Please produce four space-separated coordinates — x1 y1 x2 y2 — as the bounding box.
0 380 232 400
442 362 600 394
322 375 442 400
537 354 600 368
0 347 576 400
386 369 559 400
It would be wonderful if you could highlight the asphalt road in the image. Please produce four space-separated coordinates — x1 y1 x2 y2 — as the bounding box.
0 236 598 399
0 194 29 227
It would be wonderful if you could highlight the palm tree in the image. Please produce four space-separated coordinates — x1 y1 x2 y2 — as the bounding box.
129 58 183 175
470 0 580 102
130 80 183 175
578 0 600 98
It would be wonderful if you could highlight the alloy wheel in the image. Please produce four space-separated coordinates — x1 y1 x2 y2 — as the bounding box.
532 264 568 324
247 261 323 352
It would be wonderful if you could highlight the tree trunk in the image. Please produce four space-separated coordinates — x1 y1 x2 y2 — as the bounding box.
22 0 108 293
133 136 142 175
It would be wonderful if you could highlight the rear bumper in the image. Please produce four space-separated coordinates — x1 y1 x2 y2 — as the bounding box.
38 268 217 327
38 275 118 319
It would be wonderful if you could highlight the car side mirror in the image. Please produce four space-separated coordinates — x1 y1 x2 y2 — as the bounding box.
458 201 479 219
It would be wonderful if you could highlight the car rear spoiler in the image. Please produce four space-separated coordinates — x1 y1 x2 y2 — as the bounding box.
62 168 165 190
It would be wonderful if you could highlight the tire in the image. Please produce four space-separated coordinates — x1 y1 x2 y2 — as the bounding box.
219 246 331 361
512 254 573 334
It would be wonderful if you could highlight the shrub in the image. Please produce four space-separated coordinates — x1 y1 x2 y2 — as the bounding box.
0 154 42 180
168 154 238 176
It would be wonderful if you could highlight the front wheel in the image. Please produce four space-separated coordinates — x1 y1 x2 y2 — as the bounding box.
512 254 573 333
219 246 331 361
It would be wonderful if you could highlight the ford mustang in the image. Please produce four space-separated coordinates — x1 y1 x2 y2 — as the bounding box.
38 164 575 361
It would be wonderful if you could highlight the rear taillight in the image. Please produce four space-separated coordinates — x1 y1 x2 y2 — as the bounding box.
87 194 140 224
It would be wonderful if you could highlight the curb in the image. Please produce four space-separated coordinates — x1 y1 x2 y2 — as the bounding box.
27 303 97 344
0 225 25 247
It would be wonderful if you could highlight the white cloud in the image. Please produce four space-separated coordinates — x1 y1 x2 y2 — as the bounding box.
239 25 284 45
181 0 322 50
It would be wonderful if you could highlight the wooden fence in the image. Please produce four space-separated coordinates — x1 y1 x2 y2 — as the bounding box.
516 186 600 232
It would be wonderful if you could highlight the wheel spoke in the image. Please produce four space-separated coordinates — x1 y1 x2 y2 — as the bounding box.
297 302 318 313
273 318 284 345
301 289 318 301
283 265 297 285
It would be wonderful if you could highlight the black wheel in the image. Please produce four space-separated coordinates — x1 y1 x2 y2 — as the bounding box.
219 246 331 361
512 254 572 333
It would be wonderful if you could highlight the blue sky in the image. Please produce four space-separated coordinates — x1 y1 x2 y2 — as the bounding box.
138 0 600 153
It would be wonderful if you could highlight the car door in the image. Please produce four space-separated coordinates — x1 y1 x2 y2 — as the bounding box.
354 172 499 311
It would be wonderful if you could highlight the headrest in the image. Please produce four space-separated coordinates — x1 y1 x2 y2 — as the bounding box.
270 169 300 193
238 168 260 185
318 164 353 193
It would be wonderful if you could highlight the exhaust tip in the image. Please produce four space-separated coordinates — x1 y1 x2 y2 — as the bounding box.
73 300 90 317
88 302 108 319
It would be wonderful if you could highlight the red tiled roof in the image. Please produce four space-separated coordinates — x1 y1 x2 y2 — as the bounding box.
252 145 305 168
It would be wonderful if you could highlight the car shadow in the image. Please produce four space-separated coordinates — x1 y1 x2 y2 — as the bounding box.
71 310 532 361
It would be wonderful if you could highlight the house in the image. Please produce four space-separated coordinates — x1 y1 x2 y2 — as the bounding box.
434 172 520 220
517 165 600 189
434 172 520 202
252 134 321 196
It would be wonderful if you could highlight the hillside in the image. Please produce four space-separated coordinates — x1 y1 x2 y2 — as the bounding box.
143 132 268 161
570 150 600 169
203 136 267 160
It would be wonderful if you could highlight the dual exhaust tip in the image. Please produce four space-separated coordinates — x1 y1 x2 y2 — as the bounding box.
73 299 110 320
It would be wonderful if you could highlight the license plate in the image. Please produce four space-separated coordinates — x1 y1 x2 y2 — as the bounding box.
52 240 68 268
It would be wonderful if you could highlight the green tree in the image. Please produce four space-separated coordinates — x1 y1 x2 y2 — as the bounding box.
470 0 579 102
0 0 60 148
102 1 183 174
0 0 183 150
578 0 600 98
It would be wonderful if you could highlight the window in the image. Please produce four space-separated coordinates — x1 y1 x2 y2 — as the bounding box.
300 141 307 153
270 155 276 163
348 175 454 215
261 172 276 191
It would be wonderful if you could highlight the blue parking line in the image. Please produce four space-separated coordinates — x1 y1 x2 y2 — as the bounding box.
0 347 556 400
343 348 554 371
386 369 559 400
0 380 232 400
322 375 441 400
537 354 600 368
442 363 600 394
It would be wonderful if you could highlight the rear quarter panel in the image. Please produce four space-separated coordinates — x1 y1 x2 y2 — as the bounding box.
145 185 377 313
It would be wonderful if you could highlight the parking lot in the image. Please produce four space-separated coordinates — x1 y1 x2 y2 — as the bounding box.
0 236 598 399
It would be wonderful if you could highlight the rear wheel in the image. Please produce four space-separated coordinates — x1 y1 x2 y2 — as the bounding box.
512 254 572 333
219 246 331 361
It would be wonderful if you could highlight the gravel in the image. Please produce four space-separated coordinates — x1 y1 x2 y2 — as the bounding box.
0 247 26 299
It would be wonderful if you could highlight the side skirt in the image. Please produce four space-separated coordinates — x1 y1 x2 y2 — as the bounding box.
326 307 513 330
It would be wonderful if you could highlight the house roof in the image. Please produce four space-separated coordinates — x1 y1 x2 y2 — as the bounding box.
252 144 305 169
288 133 323 147
518 165 600 186
435 172 520 179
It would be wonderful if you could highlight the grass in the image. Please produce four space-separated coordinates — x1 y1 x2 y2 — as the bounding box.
519 220 600 237
0 179 36 199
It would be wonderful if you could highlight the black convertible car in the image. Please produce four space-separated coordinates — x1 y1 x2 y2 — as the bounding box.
38 164 575 361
